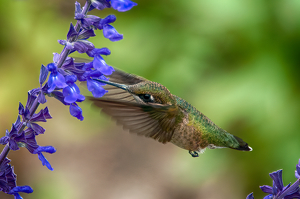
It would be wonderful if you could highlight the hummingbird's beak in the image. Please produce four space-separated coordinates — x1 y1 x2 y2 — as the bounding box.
92 78 128 90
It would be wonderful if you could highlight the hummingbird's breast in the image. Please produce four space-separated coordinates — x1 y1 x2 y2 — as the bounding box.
170 96 210 152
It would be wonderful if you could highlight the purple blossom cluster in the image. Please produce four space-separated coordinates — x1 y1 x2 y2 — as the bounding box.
247 159 300 199
0 0 137 198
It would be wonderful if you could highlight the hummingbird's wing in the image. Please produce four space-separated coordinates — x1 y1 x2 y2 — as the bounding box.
102 69 146 102
88 97 181 144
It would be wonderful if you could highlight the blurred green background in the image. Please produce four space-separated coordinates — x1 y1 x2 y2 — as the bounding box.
1 0 300 198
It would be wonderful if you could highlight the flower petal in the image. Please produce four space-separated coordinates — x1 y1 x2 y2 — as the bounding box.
111 0 137 12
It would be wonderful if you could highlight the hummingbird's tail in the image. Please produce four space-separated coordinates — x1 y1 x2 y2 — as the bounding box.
231 136 252 151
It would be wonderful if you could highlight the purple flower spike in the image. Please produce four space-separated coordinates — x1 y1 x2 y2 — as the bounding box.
111 0 137 12
69 103 84 121
103 24 123 41
63 75 85 103
246 193 254 199
47 63 68 93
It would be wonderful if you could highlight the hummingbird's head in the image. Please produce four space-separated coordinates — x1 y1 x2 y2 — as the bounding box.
91 74 176 105
127 81 176 105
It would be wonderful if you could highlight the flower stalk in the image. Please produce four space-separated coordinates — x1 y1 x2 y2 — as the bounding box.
0 0 137 198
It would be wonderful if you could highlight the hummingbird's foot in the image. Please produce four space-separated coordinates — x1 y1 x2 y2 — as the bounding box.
189 150 199 158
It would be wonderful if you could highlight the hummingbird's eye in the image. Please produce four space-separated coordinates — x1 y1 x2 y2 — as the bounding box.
138 94 155 103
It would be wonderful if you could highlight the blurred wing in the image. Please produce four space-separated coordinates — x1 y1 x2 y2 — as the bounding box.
88 97 181 143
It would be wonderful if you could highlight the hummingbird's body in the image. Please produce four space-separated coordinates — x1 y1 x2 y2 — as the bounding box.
88 69 252 157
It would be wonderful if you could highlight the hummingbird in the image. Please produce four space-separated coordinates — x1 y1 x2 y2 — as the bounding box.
87 69 252 157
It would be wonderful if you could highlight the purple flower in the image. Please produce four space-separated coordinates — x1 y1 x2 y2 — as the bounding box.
69 103 84 121
103 24 123 41
63 75 85 103
0 125 25 151
94 15 123 41
18 96 52 135
87 48 114 75
47 63 68 93
33 146 56 171
87 78 108 98
111 0 137 12
8 186 33 199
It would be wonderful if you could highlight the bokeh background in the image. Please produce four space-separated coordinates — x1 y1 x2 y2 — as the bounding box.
1 0 300 198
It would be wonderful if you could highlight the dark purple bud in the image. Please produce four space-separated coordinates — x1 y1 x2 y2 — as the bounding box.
260 185 273 194
18 103 25 115
269 170 284 192
103 24 123 41
75 1 82 13
246 193 254 199
37 93 46 104
73 40 95 53
9 139 19 151
74 2 85 20
43 107 52 119
67 23 78 41
31 109 47 122
30 123 45 135
69 103 84 121
0 136 9 145
25 92 37 111
39 65 48 85
78 29 96 40
111 0 137 12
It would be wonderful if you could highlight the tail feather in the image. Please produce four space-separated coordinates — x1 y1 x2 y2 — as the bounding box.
232 136 252 151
